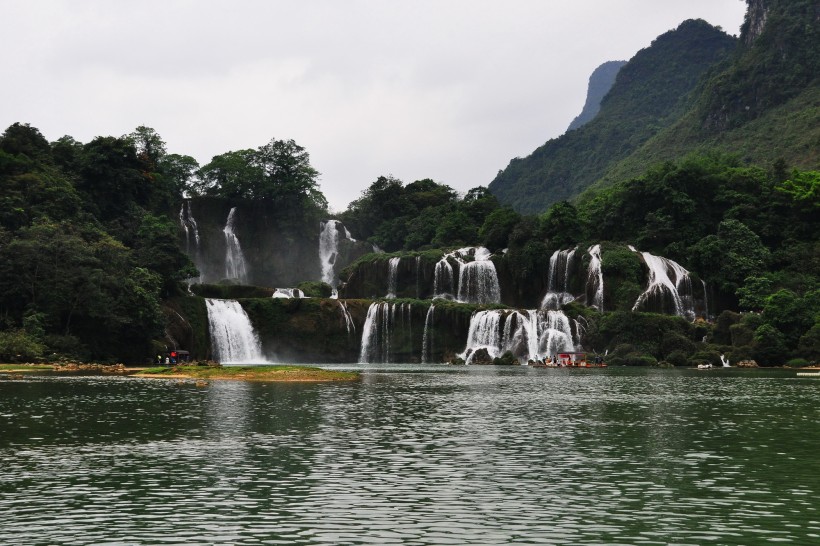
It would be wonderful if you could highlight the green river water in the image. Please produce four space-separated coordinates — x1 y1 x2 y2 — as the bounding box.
1 365 819 545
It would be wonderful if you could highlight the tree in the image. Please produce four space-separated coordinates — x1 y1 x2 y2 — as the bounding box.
199 138 326 212
479 207 520 251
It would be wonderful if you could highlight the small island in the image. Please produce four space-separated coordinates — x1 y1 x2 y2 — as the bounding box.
135 365 359 382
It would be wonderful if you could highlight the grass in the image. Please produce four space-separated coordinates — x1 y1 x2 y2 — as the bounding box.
0 363 55 371
136 365 359 382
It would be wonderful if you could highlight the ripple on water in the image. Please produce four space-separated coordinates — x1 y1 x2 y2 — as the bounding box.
1 368 820 544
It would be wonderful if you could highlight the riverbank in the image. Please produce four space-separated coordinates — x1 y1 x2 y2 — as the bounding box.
135 365 359 382
0 363 359 382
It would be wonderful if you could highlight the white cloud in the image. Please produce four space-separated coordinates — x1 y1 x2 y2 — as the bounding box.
0 0 747 211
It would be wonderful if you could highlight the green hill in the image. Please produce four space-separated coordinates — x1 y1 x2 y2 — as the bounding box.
488 19 737 214
490 0 820 214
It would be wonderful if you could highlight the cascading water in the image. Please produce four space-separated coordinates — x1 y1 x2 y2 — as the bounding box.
223 207 248 283
386 257 401 298
459 309 576 365
179 201 200 256
586 244 604 311
456 247 501 304
319 220 342 292
421 304 435 363
541 247 578 310
206 299 266 364
433 257 455 299
359 302 413 363
339 301 355 339
272 288 304 299
179 201 202 281
631 249 697 320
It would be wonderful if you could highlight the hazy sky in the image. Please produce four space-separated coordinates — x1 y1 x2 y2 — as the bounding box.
1 0 747 212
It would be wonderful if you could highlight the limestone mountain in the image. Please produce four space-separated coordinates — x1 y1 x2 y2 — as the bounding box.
489 19 736 214
566 60 626 132
490 0 820 214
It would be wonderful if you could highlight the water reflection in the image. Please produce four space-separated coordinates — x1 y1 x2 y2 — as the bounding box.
1 368 819 544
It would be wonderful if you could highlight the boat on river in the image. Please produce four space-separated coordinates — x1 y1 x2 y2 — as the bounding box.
529 352 607 368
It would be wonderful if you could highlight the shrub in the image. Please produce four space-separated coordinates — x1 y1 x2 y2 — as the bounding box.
297 281 333 298
666 350 690 367
0 330 45 362
786 358 809 368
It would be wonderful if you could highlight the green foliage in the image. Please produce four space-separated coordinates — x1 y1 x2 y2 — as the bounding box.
296 281 333 298
198 138 326 212
776 171 819 206
493 351 518 366
489 20 737 213
0 329 45 362
479 207 521 251
340 177 498 252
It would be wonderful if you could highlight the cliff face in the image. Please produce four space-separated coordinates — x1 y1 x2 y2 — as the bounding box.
742 0 769 46
179 197 372 289
566 60 627 132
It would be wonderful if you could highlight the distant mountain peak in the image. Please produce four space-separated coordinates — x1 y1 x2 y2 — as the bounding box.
567 60 627 132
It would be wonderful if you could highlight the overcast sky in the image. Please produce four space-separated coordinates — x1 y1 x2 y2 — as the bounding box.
1 0 747 212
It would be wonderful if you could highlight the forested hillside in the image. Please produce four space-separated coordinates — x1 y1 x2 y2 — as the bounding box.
0 123 326 363
488 19 736 214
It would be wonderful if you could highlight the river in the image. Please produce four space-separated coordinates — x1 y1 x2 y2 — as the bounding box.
1 365 819 545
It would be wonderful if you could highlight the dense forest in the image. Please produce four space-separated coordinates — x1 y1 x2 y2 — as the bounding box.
0 0 817 367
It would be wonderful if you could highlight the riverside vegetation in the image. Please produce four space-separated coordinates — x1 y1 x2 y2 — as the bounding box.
0 0 816 368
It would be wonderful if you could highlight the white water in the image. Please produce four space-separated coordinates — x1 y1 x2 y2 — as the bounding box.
223 207 248 283
421 304 435 363
179 201 200 255
433 257 455 299
631 250 696 320
721 354 730 367
205 299 266 364
179 201 202 281
459 309 576 365
339 301 356 339
359 302 414 363
586 244 604 311
541 247 577 310
272 288 304 299
386 257 401 298
319 220 342 289
456 247 501 304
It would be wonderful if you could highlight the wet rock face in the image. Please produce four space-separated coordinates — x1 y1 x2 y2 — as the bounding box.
465 348 494 365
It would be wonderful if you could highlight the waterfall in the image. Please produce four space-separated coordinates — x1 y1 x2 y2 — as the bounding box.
459 309 576 365
701 279 710 320
179 201 202 281
421 304 435 363
272 288 304 299
459 310 503 364
541 247 578 309
338 301 355 339
720 354 730 367
456 247 501 304
205 299 266 364
586 244 604 311
179 201 200 256
359 302 414 363
386 257 401 298
631 250 697 320
433 257 455 299
223 207 248 283
319 220 342 289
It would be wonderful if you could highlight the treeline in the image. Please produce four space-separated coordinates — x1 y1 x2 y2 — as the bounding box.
0 123 326 362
